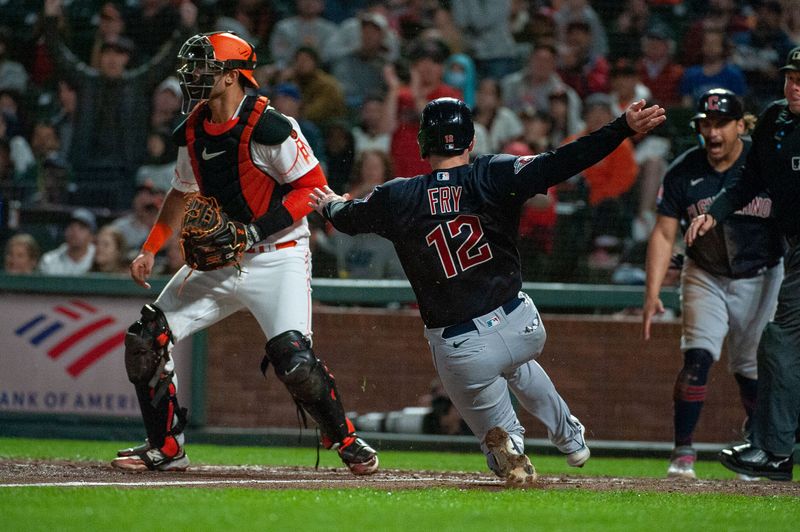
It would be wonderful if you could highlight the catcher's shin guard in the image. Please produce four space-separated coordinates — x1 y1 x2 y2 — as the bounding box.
125 304 187 452
263 330 349 443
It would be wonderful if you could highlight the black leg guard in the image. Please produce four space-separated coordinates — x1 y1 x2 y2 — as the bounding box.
264 330 350 445
133 374 188 451
126 304 187 452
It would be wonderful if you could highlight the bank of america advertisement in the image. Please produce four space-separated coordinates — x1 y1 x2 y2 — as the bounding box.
0 295 191 417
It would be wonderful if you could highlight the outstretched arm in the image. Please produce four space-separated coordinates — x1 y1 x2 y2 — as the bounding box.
514 100 666 195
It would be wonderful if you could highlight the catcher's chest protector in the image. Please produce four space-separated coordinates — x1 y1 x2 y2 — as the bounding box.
185 96 285 224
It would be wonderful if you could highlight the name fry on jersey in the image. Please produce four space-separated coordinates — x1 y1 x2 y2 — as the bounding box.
428 186 463 215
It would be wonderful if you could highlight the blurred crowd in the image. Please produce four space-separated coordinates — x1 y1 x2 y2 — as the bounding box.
2 0 799 283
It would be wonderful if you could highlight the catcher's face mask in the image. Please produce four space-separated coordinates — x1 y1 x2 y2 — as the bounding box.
177 32 258 114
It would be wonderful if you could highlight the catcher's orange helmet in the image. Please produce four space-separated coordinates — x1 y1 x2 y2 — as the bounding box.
177 32 259 113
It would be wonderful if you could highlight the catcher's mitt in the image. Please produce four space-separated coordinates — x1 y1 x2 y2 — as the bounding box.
180 195 248 271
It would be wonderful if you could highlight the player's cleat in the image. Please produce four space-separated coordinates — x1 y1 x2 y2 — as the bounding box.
719 443 793 481
111 445 190 472
337 435 379 476
116 440 151 458
566 415 590 467
485 426 537 485
667 445 697 480
735 473 761 481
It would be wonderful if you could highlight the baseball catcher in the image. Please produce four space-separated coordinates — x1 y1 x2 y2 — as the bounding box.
113 31 378 475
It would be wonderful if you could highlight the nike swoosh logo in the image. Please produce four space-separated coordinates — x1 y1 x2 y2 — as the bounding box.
202 147 226 160
690 178 703 186
453 339 468 348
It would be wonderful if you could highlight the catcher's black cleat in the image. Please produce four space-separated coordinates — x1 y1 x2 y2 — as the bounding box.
719 443 793 481
111 443 190 472
337 435 379 476
117 440 152 458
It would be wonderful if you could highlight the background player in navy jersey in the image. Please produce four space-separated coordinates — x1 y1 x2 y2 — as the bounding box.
310 97 665 484
642 89 783 480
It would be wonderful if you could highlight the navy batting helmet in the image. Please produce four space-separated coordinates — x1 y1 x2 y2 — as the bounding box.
417 98 474 158
691 88 744 124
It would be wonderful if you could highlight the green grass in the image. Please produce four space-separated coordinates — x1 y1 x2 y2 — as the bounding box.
1 438 799 531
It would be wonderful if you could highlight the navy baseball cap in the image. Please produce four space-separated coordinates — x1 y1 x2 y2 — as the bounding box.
692 88 744 122
780 46 800 73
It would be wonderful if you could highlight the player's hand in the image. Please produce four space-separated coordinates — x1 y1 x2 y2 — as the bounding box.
308 186 349 214
625 99 666 134
130 251 156 290
684 213 717 247
642 297 665 340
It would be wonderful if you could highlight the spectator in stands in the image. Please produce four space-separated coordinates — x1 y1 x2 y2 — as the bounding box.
269 82 326 165
388 37 461 177
0 26 28 93
50 80 76 163
149 76 183 131
322 149 405 280
351 94 391 156
88 2 126 68
608 0 656 60
680 29 748 107
109 181 163 261
269 0 338 69
0 108 35 183
135 127 177 192
553 0 609 57
42 0 196 211
547 89 584 147
637 25 684 107
559 20 610 99
212 0 264 49
125 0 181 63
324 1 401 65
564 94 638 268
323 120 355 194
451 0 518 80
517 107 554 154
331 12 392 110
609 59 670 244
732 0 795 110
680 0 750 67
501 42 581 128
785 0 800 45
38 207 96 275
36 152 70 206
91 225 128 274
443 53 478 109
288 46 348 128
3 233 40 274
473 78 524 153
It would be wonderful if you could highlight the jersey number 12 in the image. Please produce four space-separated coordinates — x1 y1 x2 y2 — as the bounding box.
425 215 493 278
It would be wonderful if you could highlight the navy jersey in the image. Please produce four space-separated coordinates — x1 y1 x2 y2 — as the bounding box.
325 115 635 327
709 100 800 239
658 139 783 278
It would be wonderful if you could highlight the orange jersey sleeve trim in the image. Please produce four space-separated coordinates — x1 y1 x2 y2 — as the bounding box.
142 222 173 255
282 164 328 220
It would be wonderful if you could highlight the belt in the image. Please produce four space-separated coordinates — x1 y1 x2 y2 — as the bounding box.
245 240 297 254
441 296 524 339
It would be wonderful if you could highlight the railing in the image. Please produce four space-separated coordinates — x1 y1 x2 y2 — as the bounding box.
0 273 679 312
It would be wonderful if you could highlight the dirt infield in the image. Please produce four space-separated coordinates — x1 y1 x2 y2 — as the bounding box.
0 459 798 495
